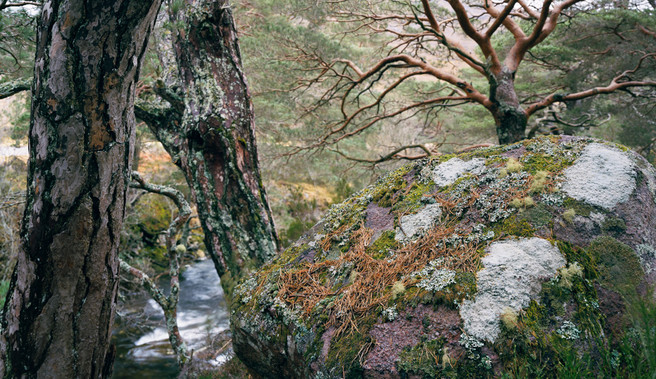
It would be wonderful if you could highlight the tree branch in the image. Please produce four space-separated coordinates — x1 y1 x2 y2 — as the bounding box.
507 0 585 70
329 144 435 165
484 0 522 40
130 171 191 246
517 0 540 18
526 53 656 115
445 0 501 71
153 80 185 113
119 260 170 308
0 78 30 99
0 1 40 10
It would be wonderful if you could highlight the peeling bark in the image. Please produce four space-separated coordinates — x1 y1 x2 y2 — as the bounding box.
140 0 278 301
0 1 161 377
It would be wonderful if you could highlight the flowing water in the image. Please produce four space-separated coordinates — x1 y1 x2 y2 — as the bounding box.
112 259 230 378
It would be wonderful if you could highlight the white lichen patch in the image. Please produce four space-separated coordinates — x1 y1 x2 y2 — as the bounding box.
395 203 442 242
411 258 456 292
637 244 656 275
459 238 566 342
431 158 486 187
562 143 636 210
557 321 581 340
382 305 398 321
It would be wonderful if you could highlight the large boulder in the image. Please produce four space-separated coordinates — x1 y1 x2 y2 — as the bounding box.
231 136 656 378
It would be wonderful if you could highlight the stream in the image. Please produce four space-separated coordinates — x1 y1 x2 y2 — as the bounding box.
112 259 230 378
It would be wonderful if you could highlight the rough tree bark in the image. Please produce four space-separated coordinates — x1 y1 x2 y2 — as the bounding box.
0 1 161 377
489 68 528 145
136 0 278 301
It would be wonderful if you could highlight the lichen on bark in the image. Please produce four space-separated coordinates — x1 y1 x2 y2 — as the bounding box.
137 0 278 302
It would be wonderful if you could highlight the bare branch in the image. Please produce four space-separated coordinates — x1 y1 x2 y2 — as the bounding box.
0 78 30 99
329 144 435 165
119 260 169 308
0 1 40 10
130 171 191 247
526 53 656 115
507 0 586 70
332 95 470 145
484 0 525 40
445 0 501 70
517 0 540 18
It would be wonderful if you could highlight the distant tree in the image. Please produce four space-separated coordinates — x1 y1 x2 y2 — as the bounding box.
0 1 161 377
135 0 278 300
295 0 656 147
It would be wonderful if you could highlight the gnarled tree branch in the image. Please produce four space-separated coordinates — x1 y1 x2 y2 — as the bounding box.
0 78 30 99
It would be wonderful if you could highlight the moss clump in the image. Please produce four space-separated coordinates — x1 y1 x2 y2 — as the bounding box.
601 216 626 235
365 230 398 260
522 152 574 174
587 236 643 299
500 307 518 331
446 272 477 304
517 203 552 229
563 208 576 224
558 262 584 290
372 176 406 208
506 157 523 173
325 314 378 377
392 181 434 214
510 196 534 209
562 198 597 217
529 171 549 193
391 280 405 300
493 216 535 238
397 338 446 377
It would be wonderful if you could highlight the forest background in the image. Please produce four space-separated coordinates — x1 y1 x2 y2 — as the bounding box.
0 0 654 374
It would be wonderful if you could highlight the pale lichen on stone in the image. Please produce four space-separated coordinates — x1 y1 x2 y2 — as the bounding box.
459 237 566 342
637 244 656 275
562 143 636 210
431 157 486 187
411 258 456 292
395 203 442 242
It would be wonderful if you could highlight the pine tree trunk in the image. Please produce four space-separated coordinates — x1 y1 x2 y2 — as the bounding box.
147 1 278 300
490 67 528 144
0 1 160 377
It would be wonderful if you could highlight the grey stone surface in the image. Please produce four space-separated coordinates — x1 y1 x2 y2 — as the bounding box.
563 143 636 210
431 157 485 187
395 203 442 242
459 238 566 342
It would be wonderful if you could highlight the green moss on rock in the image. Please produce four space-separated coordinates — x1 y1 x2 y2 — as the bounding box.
588 236 643 299
230 136 656 378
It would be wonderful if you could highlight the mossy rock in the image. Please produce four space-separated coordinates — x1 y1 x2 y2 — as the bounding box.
231 136 656 378
134 193 172 237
